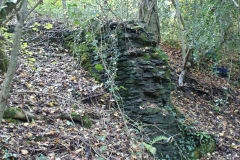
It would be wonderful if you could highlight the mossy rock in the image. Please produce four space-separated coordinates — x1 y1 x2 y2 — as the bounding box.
81 116 92 128
3 107 23 118
139 33 148 41
71 113 92 129
143 53 151 60
3 107 35 122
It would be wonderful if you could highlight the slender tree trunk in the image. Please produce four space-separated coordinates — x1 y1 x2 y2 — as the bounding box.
171 0 185 29
172 0 191 86
0 0 28 125
62 0 68 25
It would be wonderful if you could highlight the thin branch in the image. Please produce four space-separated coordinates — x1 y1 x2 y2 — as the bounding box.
96 1 123 22
232 0 239 8
171 0 185 29
26 0 43 18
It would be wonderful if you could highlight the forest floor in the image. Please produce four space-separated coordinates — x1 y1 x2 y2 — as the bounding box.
0 24 239 160
163 44 240 160
0 41 150 160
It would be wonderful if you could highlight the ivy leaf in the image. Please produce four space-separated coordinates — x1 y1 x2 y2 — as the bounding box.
143 142 156 155
94 64 103 72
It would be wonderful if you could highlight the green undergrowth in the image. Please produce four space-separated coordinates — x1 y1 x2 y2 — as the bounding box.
170 105 216 159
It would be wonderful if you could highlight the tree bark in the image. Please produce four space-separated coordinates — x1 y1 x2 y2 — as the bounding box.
0 1 21 72
138 0 161 43
0 37 9 72
170 0 185 29
178 49 191 86
0 0 28 125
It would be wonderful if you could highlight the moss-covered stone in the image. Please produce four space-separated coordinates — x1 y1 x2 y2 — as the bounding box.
71 113 92 129
81 116 92 128
3 107 22 118
139 33 148 41
143 53 151 60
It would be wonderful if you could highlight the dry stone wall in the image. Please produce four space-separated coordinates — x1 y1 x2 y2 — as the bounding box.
65 20 215 159
89 21 183 159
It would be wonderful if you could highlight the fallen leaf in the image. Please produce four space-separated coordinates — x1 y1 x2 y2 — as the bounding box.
21 149 29 155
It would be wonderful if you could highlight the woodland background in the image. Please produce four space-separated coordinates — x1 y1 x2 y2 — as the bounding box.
0 0 239 159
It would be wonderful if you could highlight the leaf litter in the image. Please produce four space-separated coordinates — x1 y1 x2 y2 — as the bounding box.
163 44 240 160
0 40 150 159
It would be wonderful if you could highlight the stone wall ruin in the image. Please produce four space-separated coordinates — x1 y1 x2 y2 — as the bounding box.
65 20 215 159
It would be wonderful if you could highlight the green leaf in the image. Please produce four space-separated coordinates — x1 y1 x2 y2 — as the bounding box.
94 64 103 72
32 27 38 31
28 58 36 62
120 86 127 91
22 42 28 49
34 22 41 26
44 23 53 30
143 142 156 155
151 135 168 145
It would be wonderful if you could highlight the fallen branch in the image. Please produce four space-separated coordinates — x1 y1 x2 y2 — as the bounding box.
3 107 35 121
3 107 92 128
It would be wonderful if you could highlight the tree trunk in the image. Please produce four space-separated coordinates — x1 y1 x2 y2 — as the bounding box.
62 0 68 25
0 0 28 125
172 0 192 86
178 49 192 86
0 37 9 72
0 1 21 72
3 107 93 128
138 0 161 43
